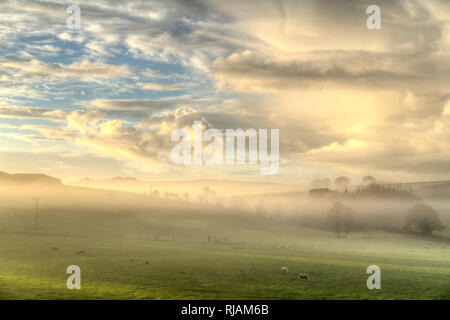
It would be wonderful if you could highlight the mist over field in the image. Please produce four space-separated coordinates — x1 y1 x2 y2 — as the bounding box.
0 171 449 299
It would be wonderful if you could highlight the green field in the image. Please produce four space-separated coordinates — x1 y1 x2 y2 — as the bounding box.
0 203 449 300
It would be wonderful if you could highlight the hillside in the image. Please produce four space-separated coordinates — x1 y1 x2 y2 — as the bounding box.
0 171 61 186
67 177 306 198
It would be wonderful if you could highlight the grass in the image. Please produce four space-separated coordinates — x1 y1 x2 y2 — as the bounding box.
0 205 449 300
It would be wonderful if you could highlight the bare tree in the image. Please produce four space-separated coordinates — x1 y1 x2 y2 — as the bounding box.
328 201 353 237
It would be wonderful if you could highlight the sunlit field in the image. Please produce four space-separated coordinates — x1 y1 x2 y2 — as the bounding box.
0 201 449 300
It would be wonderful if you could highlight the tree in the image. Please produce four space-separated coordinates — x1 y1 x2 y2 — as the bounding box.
404 204 445 236
201 186 211 204
152 190 160 198
328 201 353 237
334 176 351 192
310 178 331 189
362 175 377 186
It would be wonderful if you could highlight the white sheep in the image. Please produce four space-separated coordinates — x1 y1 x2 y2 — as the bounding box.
281 266 288 273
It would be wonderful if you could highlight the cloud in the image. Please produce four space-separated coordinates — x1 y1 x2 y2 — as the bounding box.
0 103 68 119
67 109 104 133
58 32 86 43
15 108 185 172
212 48 450 93
138 82 183 91
1 58 131 81
85 97 216 122
1 0 450 181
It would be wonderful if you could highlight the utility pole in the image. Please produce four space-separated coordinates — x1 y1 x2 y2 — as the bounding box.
110 191 114 213
336 209 340 237
32 197 41 230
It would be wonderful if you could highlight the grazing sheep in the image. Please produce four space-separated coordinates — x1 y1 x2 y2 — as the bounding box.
298 273 310 280
51 246 59 251
281 266 288 273
76 250 85 255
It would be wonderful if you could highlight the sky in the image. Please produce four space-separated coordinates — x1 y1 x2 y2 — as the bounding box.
0 0 450 184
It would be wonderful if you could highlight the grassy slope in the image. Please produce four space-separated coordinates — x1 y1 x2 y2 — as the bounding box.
0 206 449 300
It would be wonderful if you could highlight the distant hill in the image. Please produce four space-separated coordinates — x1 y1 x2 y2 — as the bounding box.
413 181 450 199
0 171 61 186
369 180 450 199
0 171 196 211
68 177 306 197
